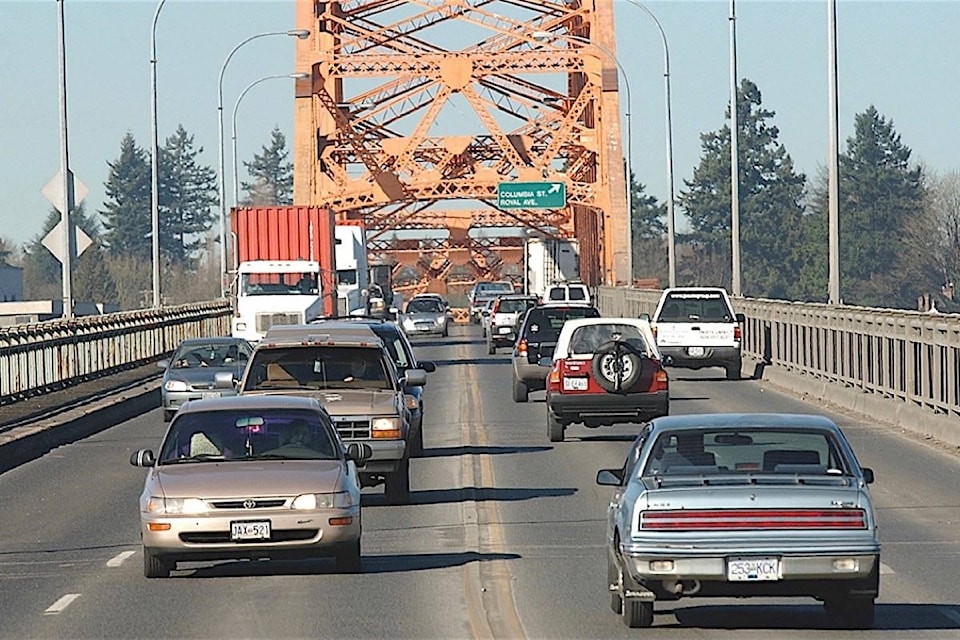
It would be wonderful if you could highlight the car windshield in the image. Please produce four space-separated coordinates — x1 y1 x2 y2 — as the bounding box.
158 409 338 463
569 323 647 355
171 343 248 369
478 282 513 294
244 346 393 391
241 272 318 296
407 298 443 313
523 307 600 341
641 427 852 478
658 291 733 322
498 298 537 313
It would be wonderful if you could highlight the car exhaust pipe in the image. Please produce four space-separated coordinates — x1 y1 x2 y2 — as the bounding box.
663 579 701 596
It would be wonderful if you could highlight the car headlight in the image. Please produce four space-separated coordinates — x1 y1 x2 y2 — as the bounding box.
145 496 207 515
293 492 355 510
372 416 401 431
163 379 189 392
404 394 419 410
402 318 415 328
435 317 446 326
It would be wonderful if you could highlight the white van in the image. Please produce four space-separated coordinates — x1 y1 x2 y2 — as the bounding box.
649 287 745 380
544 281 591 305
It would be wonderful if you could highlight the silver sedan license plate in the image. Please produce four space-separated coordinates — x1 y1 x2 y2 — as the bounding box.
231 520 271 541
726 556 780 581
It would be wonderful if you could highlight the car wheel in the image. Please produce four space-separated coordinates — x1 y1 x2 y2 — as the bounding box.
592 341 643 392
334 539 362 574
826 597 875 629
143 548 172 579
162 409 175 423
726 361 742 380
487 340 496 355
384 457 411 505
547 410 565 442
622 599 653 628
512 377 529 403
608 553 623 614
409 422 424 457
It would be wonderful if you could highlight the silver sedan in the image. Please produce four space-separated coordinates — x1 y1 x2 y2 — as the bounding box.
159 337 252 422
597 413 880 629
399 297 449 337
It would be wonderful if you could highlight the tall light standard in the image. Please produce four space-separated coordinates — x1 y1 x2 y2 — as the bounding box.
150 0 167 308
729 0 742 297
232 73 309 209
623 0 676 288
827 0 840 304
217 29 310 298
532 31 633 283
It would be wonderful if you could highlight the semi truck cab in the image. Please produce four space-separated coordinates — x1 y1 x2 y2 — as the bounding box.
231 260 325 343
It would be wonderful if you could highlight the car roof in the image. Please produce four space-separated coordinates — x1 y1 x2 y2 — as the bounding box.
647 413 840 432
177 336 246 346
177 393 326 416
496 294 538 300
260 323 385 348
553 317 658 358
537 302 596 309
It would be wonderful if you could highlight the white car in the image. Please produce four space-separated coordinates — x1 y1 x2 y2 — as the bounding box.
544 281 591 305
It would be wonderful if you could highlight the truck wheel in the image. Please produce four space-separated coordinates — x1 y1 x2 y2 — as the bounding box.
143 548 172 579
622 599 654 628
384 458 410 505
726 361 742 380
334 539 362 573
547 411 565 442
512 377 529 403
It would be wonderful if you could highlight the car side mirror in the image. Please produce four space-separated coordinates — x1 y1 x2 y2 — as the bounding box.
214 371 236 389
861 467 874 484
130 449 156 467
638 312 650 321
596 468 624 486
157 360 169 370
346 442 374 464
736 312 746 323
404 368 428 387
661 354 674 366
419 361 437 373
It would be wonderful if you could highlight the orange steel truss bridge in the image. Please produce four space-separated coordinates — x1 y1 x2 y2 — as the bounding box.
292 0 628 299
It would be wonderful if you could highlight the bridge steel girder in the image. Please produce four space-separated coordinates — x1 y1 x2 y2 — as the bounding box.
292 0 629 293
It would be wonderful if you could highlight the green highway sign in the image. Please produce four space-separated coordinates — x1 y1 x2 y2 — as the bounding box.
497 181 566 209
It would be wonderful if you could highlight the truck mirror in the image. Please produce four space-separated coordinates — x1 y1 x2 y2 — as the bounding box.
638 312 650 321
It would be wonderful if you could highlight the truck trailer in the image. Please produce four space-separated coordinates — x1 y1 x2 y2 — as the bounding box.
525 237 580 299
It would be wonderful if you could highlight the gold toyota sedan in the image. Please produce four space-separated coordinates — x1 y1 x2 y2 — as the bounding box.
130 394 372 578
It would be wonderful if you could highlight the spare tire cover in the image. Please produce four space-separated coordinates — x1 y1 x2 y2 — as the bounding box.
591 340 644 393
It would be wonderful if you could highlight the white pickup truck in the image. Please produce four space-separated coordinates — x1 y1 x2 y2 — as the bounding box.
648 287 745 380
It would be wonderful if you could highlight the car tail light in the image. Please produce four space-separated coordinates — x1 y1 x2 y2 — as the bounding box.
734 325 742 341
547 359 562 388
492 299 500 313
640 509 868 530
652 368 669 392
517 338 528 357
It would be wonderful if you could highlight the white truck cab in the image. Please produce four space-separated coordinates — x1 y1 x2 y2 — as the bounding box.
231 260 324 343
335 225 369 316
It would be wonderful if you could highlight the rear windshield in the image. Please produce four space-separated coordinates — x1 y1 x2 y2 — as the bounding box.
244 346 393 391
569 323 648 355
548 285 588 302
642 428 851 477
478 282 514 293
498 298 537 313
522 306 600 341
657 290 734 323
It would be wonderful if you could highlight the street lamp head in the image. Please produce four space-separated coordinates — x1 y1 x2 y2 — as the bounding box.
531 30 552 42
289 72 310 79
287 29 311 39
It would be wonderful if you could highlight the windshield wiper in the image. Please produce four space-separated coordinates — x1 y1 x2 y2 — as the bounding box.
160 454 226 465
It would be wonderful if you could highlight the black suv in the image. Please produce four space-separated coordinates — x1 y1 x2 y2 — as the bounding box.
510 304 600 402
312 317 436 455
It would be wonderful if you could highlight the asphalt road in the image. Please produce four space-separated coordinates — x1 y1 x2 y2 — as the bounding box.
2 323 960 639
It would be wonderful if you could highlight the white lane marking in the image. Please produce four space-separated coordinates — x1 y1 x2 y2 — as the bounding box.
45 594 80 615
107 551 136 567
880 562 895 575
939 607 960 626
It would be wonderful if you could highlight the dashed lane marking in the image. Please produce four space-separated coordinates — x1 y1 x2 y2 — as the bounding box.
45 594 80 615
107 550 137 567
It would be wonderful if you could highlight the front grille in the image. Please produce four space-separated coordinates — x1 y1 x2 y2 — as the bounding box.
180 529 318 544
210 499 287 510
256 312 301 333
333 419 371 439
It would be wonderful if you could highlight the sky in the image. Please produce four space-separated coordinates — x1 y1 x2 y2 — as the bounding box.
1 0 959 250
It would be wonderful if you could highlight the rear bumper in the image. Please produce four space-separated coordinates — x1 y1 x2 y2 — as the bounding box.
548 390 668 423
489 324 518 345
660 345 741 369
513 359 550 389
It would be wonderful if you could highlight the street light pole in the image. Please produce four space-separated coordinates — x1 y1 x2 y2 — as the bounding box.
231 73 309 209
729 0 742 297
624 0 676 288
827 0 841 305
217 29 309 299
149 0 167 308
56 0 75 319
532 31 632 284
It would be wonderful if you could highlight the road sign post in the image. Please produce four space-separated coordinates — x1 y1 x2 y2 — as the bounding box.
497 181 566 209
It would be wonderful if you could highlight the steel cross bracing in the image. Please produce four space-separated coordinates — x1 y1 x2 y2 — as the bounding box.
293 0 629 293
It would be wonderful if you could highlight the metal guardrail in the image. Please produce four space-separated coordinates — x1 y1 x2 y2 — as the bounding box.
598 287 960 421
0 301 231 404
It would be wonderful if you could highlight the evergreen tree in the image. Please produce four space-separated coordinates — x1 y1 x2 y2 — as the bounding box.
678 79 806 298
241 126 294 205
100 132 152 259
629 172 667 285
835 106 927 307
159 125 218 267
74 244 118 304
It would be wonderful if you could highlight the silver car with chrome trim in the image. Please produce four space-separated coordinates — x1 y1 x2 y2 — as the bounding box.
130 394 372 578
597 413 880 629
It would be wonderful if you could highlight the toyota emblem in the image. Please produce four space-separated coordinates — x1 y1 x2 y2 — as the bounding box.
243 499 256 509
